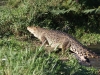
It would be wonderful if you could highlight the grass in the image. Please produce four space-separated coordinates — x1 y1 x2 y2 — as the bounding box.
0 0 100 75
0 36 98 75
74 28 100 45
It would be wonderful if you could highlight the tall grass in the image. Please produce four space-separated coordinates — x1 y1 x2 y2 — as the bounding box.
0 0 100 74
0 0 100 44
0 37 98 75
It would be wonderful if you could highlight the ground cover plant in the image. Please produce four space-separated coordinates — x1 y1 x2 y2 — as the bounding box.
0 37 98 75
0 0 100 44
0 0 100 75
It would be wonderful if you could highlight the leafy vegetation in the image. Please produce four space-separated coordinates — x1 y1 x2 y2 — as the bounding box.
0 0 100 75
0 0 100 44
0 37 98 75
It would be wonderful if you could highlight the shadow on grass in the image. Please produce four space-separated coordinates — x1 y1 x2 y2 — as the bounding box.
54 60 97 75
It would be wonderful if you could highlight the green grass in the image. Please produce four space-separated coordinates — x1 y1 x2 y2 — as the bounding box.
0 0 100 74
74 28 100 45
0 0 100 44
0 36 98 75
